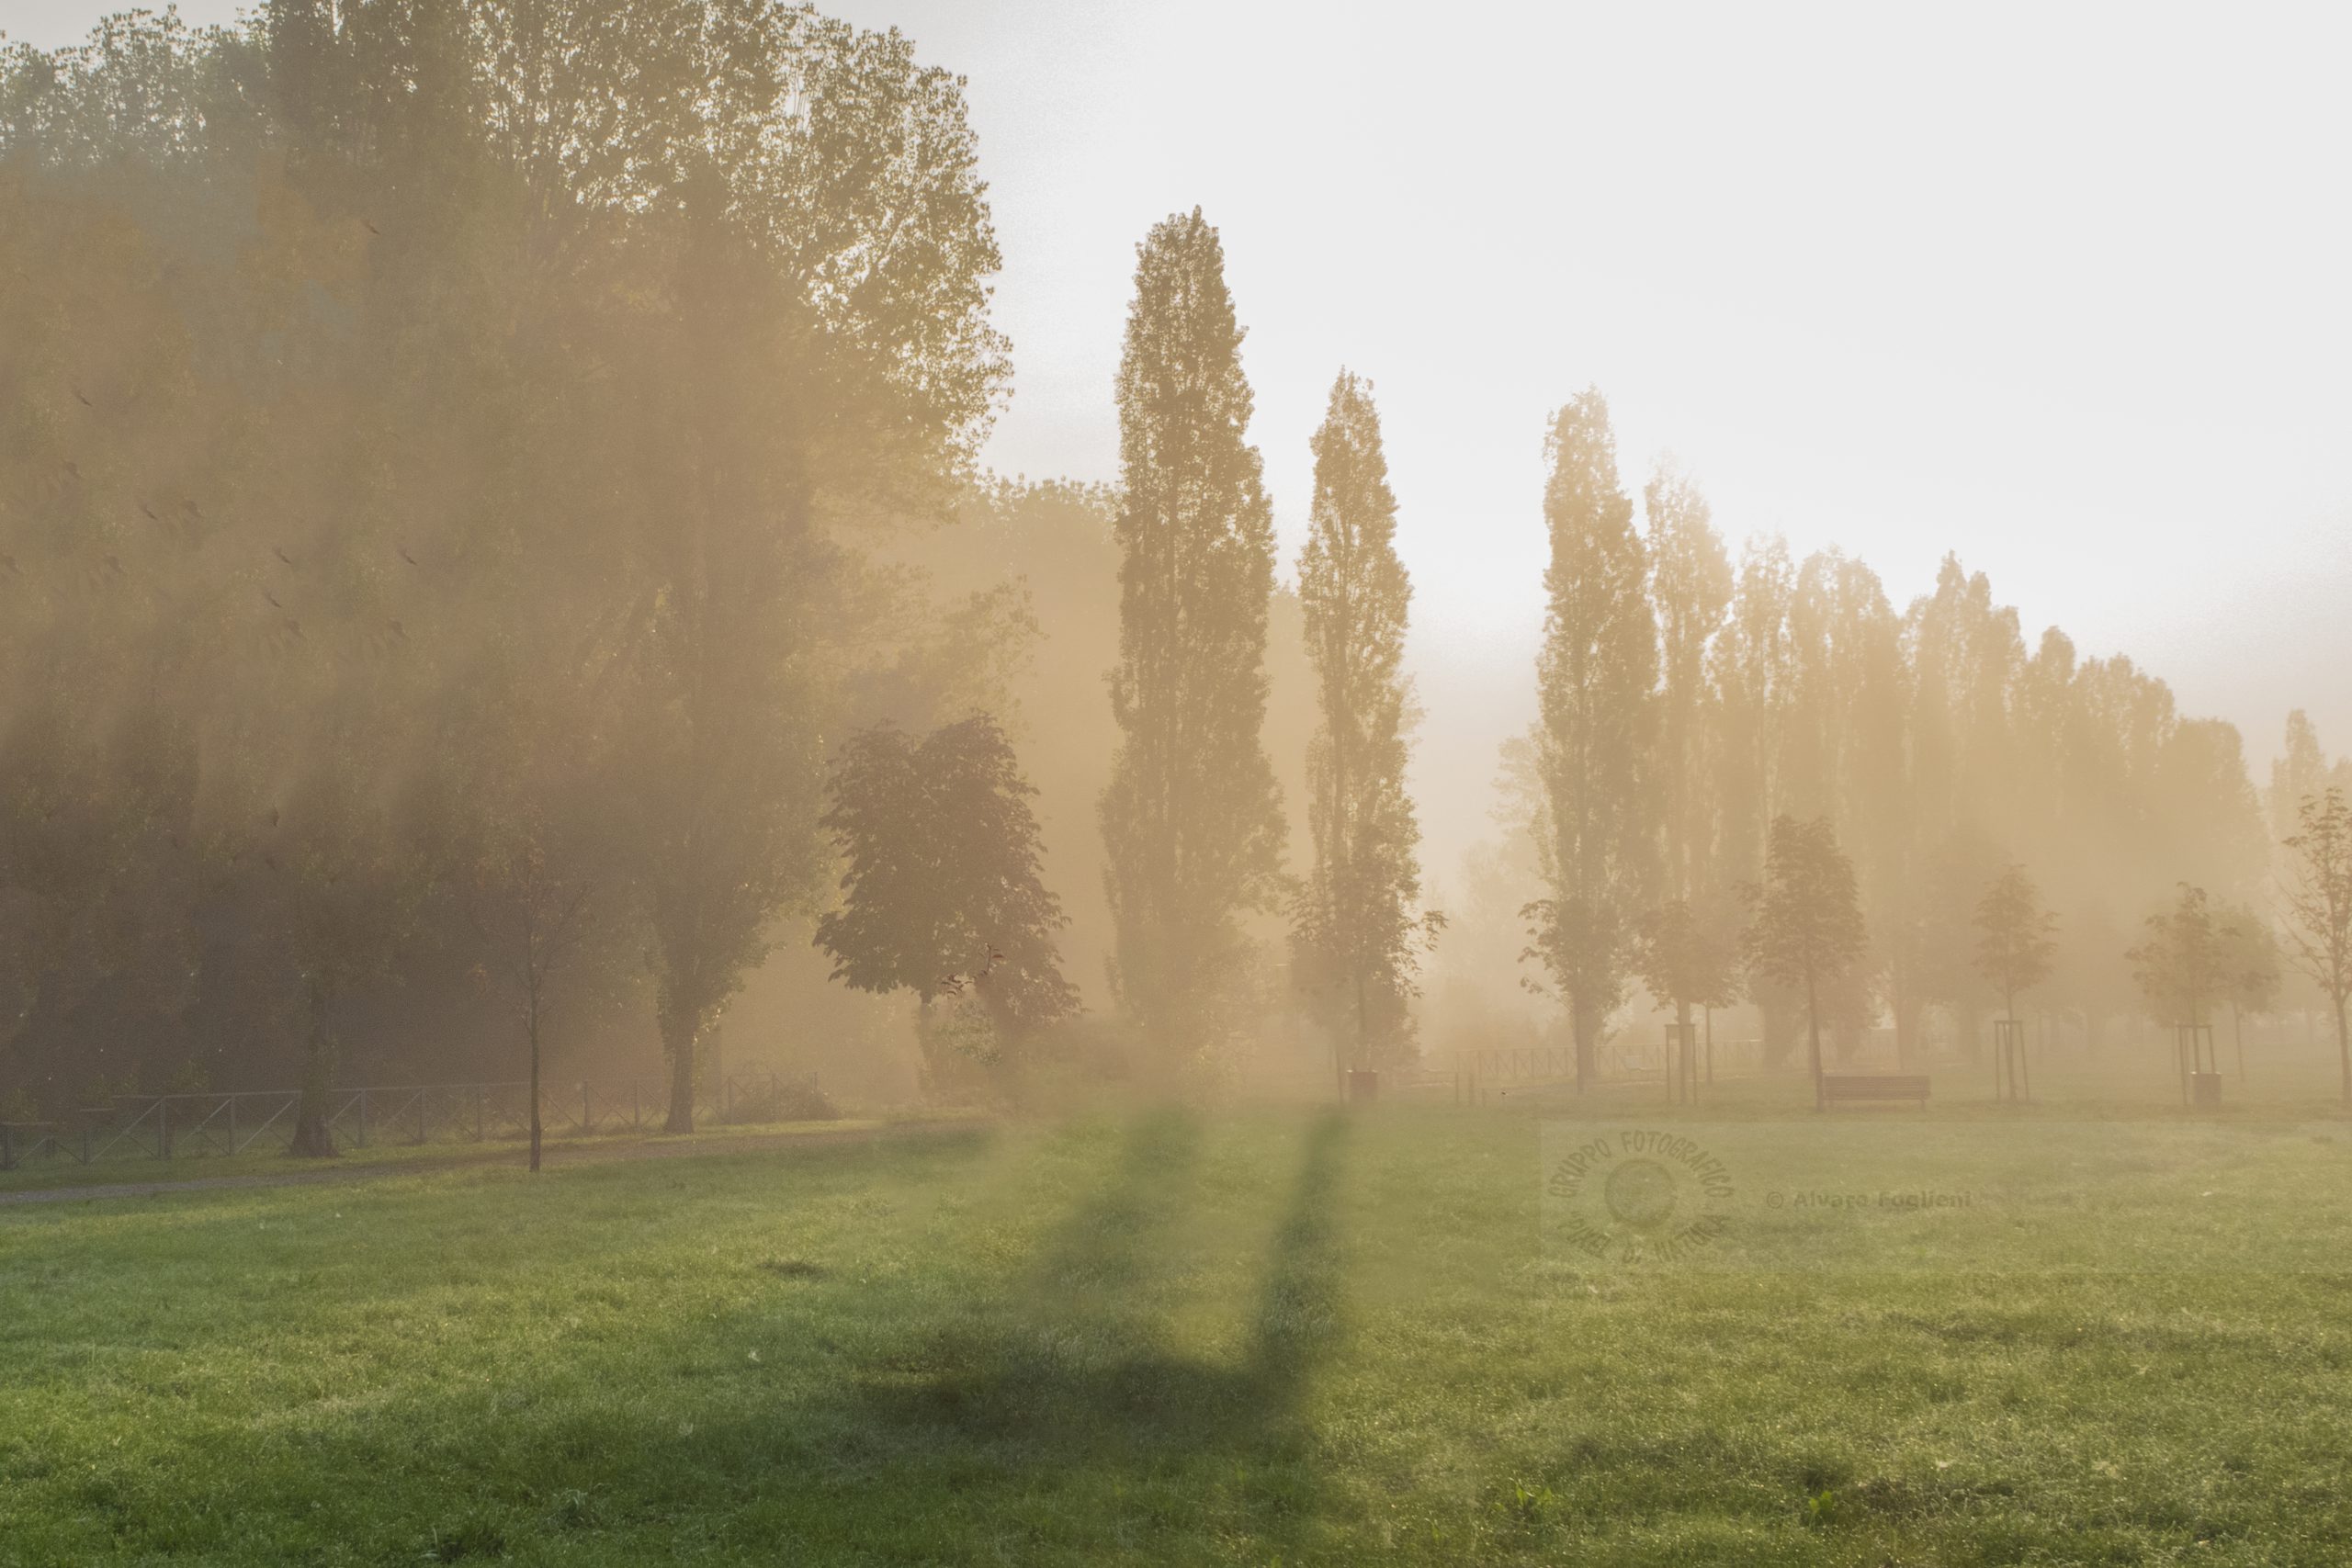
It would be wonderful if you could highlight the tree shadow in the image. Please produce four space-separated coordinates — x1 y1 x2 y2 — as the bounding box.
853 1106 1355 1547
42 1110 1360 1562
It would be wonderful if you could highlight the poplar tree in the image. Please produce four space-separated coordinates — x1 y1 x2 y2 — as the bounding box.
1644 460 1730 902
1524 389 1657 1091
1292 371 1429 1076
1099 209 1284 1062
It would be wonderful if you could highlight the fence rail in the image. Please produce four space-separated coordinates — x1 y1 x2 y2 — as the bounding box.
0 1070 816 1171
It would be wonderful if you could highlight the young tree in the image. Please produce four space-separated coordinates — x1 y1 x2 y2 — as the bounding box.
1631 896 1742 1090
817 715 1076 1089
465 814 596 1173
1973 863 2057 1028
1746 815 1869 1107
1291 370 1429 1078
2280 788 2352 1102
1099 209 1285 1064
1525 389 1657 1091
2128 884 2221 1095
2213 901 2280 1082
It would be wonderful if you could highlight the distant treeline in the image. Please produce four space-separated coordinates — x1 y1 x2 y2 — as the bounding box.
3 5 2344 1131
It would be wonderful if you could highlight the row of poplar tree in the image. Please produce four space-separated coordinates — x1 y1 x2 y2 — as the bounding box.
1090 217 2352 1100
6 5 2348 1141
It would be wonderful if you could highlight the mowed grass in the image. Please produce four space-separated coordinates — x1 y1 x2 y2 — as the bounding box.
4 1090 2351 1565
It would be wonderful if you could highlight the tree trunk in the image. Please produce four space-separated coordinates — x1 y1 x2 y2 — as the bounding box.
662 1005 698 1134
1806 970 1824 1109
2335 996 2349 1107
527 990 543 1174
288 1000 338 1159
1675 997 1693 1103
1572 995 1597 1094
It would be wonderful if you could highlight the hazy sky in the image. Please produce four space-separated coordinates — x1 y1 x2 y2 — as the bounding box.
18 1 2351 874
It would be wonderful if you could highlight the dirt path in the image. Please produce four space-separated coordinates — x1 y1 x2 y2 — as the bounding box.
0 1119 982 1208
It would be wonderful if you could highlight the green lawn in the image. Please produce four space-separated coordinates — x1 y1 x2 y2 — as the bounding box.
4 1089 2350 1564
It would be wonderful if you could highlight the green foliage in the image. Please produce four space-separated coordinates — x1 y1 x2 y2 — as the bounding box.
1643 459 1731 906
1747 815 1869 1090
816 714 1076 1078
0 2 1009 1120
1291 372 1428 1070
1526 389 1657 1086
2281 786 2352 1100
2127 884 2220 1029
1972 863 2058 1017
1100 209 1285 1066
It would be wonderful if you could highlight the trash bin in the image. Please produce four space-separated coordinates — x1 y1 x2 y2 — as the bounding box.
1346 1069 1380 1104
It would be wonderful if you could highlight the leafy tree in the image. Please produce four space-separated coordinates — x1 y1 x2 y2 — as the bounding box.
1099 209 1285 1065
2280 788 2352 1102
464 812 597 1173
1631 895 1743 1089
1973 863 2057 1027
2127 884 2220 1059
1291 371 1430 1076
1643 460 1730 903
2212 901 2280 1081
817 716 1075 1089
1525 389 1657 1091
1746 815 1868 1107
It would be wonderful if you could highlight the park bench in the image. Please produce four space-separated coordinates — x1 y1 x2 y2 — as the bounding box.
1820 1074 1929 1109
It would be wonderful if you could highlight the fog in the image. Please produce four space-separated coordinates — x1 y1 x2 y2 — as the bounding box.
4 3 2349 1135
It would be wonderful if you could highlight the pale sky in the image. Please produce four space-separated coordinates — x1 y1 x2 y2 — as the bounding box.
17 1 2351 872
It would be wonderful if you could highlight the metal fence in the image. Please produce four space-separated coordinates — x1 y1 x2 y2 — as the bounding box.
0 1069 815 1170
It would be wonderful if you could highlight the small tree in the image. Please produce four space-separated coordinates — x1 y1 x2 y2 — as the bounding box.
1631 896 1742 1091
2128 884 2219 1031
2213 902 2280 1081
2128 884 2225 1100
1973 864 2058 1028
1745 816 1868 1108
2280 787 2352 1102
816 715 1076 1090
465 814 597 1174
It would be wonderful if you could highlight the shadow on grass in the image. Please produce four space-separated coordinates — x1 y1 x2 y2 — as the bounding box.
12 1110 1357 1563
846 1106 1355 1549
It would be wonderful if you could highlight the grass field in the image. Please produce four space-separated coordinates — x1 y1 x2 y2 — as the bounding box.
5 1081 2351 1564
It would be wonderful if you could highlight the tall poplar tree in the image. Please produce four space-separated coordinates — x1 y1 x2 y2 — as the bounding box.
1293 371 1427 1076
1645 460 1731 904
1524 389 1657 1091
1100 209 1285 1062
